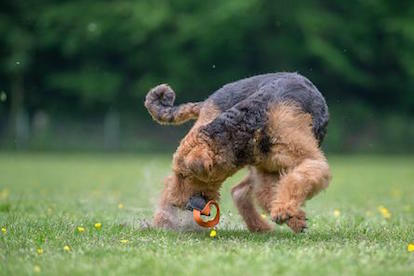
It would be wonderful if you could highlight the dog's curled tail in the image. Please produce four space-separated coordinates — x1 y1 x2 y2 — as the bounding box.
145 84 202 125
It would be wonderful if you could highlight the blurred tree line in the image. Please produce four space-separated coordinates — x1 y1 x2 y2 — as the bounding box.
0 0 413 152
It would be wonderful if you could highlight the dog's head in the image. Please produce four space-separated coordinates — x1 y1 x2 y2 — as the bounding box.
183 143 213 182
173 130 234 184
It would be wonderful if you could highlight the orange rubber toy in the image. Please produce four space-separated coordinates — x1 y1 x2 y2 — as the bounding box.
192 200 220 228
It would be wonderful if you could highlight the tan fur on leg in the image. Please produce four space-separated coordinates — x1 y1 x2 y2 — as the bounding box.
263 103 331 232
253 169 279 213
153 174 197 229
270 158 330 232
231 172 272 232
153 205 178 230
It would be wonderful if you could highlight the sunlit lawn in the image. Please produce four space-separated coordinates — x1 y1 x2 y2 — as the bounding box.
1 153 414 275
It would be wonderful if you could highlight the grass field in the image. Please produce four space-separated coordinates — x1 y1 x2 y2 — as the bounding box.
1 153 414 275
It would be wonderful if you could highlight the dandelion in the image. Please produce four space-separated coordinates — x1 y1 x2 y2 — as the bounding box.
63 245 71 252
383 212 391 219
261 214 267 219
36 248 43 255
118 203 124 209
34 265 41 273
120 239 129 244
210 229 217 238
408 243 414 252
94 222 102 230
1 227 6 234
77 226 85 233
377 206 391 219
333 209 341 218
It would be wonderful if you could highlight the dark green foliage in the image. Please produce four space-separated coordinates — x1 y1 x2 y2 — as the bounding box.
0 0 413 151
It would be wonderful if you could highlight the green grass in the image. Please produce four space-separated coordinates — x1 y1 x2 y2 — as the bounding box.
1 153 414 275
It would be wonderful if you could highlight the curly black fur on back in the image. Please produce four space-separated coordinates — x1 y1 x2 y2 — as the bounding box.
202 73 329 164
145 73 329 165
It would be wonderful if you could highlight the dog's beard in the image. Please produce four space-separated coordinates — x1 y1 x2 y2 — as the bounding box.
155 205 206 232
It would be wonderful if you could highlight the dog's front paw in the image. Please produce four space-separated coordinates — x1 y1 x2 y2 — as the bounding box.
271 204 296 224
153 210 176 230
286 214 307 233
271 205 307 233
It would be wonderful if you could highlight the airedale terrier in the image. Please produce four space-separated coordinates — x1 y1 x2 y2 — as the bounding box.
145 72 331 233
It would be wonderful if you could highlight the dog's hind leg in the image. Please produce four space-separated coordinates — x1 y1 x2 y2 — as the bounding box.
231 169 272 232
253 169 279 215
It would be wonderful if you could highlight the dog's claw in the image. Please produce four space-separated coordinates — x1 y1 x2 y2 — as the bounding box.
274 217 282 224
272 212 293 224
273 215 290 225
272 207 308 233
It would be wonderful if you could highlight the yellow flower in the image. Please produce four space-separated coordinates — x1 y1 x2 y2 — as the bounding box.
261 214 267 219
210 229 217 238
408 243 414 252
1 227 6 234
120 239 129 244
118 203 124 209
34 265 41 273
94 222 102 230
333 209 341 218
377 206 391 219
383 212 391 219
77 226 85 233
63 245 71 252
36 248 43 255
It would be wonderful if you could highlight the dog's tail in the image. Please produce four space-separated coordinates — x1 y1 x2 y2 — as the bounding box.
145 84 202 125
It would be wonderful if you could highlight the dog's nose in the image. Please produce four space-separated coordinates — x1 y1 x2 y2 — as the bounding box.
185 195 208 213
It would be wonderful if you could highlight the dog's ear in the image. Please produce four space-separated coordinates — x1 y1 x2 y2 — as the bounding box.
184 147 213 181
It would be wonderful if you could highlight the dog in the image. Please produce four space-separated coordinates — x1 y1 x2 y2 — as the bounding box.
145 72 331 233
